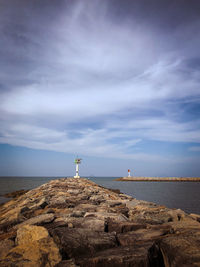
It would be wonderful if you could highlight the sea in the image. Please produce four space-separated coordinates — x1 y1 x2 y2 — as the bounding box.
0 176 200 215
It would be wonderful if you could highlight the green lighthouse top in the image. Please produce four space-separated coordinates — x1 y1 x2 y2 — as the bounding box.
74 158 82 164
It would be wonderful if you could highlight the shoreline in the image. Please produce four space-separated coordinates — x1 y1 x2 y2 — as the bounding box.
1 177 200 266
116 176 200 182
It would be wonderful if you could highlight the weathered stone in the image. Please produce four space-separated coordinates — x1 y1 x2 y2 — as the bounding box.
14 213 55 229
0 207 21 226
79 218 105 231
76 243 157 267
89 195 106 203
129 205 174 225
50 227 117 258
55 259 79 267
52 216 105 232
106 200 123 207
0 225 61 267
75 203 97 212
0 239 14 258
69 210 85 217
67 189 81 195
156 230 200 267
190 213 200 223
84 212 128 222
117 228 169 246
4 189 29 199
169 217 200 233
107 219 147 233
1 177 200 267
28 197 48 210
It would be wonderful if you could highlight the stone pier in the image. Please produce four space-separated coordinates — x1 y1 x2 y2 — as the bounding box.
0 178 200 266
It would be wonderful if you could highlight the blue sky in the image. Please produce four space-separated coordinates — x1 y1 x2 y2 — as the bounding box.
0 0 200 176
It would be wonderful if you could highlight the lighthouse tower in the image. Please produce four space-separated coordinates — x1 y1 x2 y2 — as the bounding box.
74 158 82 178
128 169 131 177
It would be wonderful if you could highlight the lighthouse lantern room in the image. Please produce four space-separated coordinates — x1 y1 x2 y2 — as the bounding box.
74 158 82 178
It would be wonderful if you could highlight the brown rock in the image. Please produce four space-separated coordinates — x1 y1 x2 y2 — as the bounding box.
77 243 158 267
107 219 147 233
156 230 200 267
84 212 128 222
0 239 14 258
129 205 174 225
14 213 55 229
1 225 61 267
1 177 200 267
190 213 200 223
117 228 169 246
50 227 117 258
55 259 79 267
4 189 29 199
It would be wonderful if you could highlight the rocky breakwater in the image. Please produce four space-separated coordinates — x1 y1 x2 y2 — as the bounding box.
0 178 200 267
116 177 200 182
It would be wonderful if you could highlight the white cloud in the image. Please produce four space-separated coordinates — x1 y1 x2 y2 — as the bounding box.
0 0 200 165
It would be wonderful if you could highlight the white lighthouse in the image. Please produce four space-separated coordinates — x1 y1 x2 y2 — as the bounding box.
128 169 131 177
74 158 82 178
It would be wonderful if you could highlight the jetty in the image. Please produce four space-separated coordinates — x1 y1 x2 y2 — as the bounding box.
116 176 200 182
1 178 200 266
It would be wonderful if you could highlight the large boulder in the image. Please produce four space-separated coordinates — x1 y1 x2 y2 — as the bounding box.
50 227 117 258
156 230 200 267
0 225 61 267
76 243 160 267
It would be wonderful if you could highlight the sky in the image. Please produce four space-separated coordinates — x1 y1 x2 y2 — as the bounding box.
0 0 200 177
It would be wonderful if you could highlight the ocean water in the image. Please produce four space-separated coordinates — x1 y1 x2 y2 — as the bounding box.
0 176 200 215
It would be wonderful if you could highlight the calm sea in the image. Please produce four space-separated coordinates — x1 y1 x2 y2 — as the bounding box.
0 176 200 215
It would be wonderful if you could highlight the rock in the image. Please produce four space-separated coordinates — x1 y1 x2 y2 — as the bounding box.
50 227 117 258
16 224 49 245
106 200 123 207
55 259 79 267
52 217 105 232
0 225 61 267
0 239 14 258
84 212 128 222
82 218 105 231
107 219 147 233
169 217 200 233
69 210 85 217
76 243 157 267
89 195 106 203
49 196 67 206
190 213 200 222
28 197 48 210
117 228 169 246
156 230 200 267
129 205 174 225
4 189 29 199
1 177 200 266
0 207 21 226
75 203 97 212
14 213 55 229
67 189 81 195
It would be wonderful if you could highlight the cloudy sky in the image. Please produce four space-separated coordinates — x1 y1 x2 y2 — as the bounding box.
0 0 200 176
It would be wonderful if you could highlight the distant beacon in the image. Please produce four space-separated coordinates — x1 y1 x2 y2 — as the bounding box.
128 169 131 177
74 158 82 178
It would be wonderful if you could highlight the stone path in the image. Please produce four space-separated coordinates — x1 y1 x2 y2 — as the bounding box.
0 178 200 266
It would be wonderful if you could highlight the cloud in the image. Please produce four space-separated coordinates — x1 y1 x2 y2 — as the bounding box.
0 0 200 166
